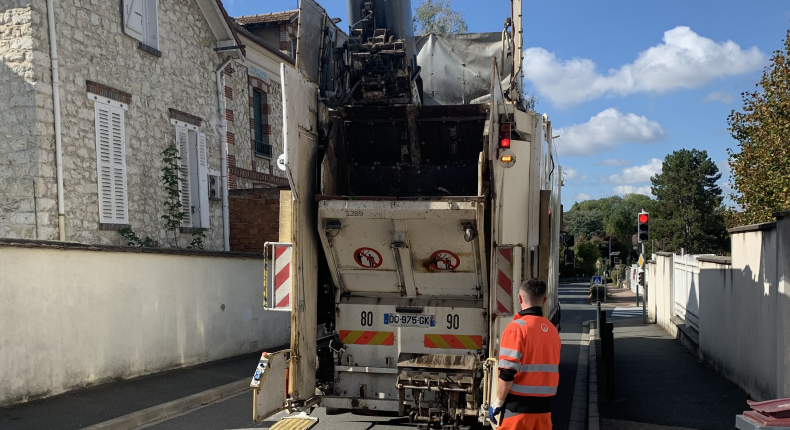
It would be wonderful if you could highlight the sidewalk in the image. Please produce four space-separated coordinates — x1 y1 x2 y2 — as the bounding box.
596 319 748 430
0 351 268 430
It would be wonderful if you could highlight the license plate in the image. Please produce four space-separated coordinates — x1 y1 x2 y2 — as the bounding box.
384 314 436 328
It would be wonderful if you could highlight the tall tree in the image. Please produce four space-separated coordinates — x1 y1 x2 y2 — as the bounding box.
728 29 790 226
412 0 467 36
651 149 729 254
564 209 604 240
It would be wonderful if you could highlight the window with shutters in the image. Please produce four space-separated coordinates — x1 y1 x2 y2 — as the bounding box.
122 0 159 51
93 99 129 226
173 123 210 229
252 89 272 158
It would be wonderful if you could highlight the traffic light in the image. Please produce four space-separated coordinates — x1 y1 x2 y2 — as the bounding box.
638 211 649 243
638 271 645 286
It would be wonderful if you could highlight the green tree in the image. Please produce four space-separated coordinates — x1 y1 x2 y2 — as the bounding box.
574 239 601 276
413 0 467 36
651 149 728 254
564 209 604 240
728 29 790 226
604 194 656 254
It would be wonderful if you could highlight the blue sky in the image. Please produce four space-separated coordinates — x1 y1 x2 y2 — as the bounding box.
225 0 790 208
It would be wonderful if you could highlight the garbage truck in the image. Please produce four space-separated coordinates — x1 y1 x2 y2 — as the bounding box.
250 0 566 427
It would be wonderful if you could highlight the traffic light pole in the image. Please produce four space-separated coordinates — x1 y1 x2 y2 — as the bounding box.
642 242 647 323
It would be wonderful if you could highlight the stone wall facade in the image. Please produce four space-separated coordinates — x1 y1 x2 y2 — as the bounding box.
0 2 58 240
0 0 232 249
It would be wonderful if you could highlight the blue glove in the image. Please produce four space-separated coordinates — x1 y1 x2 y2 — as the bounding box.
488 404 503 425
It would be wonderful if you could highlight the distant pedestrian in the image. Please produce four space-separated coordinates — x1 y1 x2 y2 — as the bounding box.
489 278 561 430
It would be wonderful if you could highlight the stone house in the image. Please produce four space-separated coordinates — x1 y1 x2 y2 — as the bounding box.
0 0 247 250
221 11 299 191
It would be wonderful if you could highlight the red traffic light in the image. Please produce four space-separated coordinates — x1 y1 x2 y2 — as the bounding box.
639 213 649 223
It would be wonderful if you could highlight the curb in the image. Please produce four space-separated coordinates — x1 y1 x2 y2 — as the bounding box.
588 326 600 430
82 378 250 430
568 322 590 430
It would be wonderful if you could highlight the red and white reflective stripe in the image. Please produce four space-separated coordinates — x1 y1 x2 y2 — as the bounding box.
495 246 514 314
273 245 291 309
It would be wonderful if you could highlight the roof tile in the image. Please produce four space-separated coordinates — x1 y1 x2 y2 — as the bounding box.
234 10 298 25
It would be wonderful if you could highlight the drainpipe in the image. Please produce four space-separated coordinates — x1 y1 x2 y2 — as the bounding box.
216 57 233 251
46 0 65 241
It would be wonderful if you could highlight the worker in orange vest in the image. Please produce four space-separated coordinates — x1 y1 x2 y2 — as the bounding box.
489 278 561 430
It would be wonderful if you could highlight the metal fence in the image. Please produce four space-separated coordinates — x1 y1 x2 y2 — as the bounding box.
672 254 711 331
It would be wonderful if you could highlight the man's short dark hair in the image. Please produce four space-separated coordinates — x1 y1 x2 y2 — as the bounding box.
519 278 547 300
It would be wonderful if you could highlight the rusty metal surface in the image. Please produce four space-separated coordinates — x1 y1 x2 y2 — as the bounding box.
396 353 478 371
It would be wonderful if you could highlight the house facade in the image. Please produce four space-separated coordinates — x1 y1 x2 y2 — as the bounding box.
220 11 298 192
0 0 244 249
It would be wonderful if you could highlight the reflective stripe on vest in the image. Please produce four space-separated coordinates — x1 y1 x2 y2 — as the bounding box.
498 360 558 374
500 347 523 361
510 383 558 395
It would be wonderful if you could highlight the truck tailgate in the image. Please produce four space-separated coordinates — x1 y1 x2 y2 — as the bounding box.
318 199 486 298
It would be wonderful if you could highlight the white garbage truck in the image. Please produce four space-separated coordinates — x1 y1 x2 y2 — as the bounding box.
250 0 566 427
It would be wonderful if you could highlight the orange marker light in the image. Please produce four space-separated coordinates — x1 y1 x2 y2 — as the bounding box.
500 155 513 163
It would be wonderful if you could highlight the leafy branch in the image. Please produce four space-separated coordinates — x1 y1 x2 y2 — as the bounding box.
161 144 185 245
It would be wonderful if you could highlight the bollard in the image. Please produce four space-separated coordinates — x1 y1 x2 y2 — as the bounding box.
596 301 601 339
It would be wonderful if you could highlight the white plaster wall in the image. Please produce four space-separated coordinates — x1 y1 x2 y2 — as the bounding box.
698 229 778 400
649 254 675 337
0 245 290 406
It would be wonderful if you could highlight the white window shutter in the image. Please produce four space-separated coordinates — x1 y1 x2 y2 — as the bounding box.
110 107 129 224
95 102 128 225
197 132 210 228
123 0 145 42
175 125 192 227
144 0 159 48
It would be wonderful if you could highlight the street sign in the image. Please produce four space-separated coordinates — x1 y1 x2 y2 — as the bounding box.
592 276 603 285
596 261 601 270
638 254 644 267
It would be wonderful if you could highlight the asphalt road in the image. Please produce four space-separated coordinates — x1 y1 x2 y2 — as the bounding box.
142 282 597 430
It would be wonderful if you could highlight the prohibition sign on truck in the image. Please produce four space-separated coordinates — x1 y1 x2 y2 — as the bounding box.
429 250 460 271
354 247 383 268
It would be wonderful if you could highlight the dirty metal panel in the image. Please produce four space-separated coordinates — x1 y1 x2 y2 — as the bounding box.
397 353 478 371
294 0 324 83
253 351 289 421
321 396 400 412
406 218 479 297
415 33 508 106
334 301 485 402
318 200 484 297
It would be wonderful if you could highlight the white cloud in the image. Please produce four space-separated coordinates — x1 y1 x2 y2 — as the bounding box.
596 159 630 166
613 185 653 196
702 91 735 104
575 192 593 202
523 26 766 107
555 109 666 157
564 167 578 179
609 158 663 183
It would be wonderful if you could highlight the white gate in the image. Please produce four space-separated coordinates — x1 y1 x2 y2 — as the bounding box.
672 254 707 331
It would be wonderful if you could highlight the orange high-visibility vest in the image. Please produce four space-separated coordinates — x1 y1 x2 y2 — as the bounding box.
498 312 561 398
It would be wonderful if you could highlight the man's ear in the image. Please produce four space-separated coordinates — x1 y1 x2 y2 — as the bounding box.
518 294 523 305
542 296 547 305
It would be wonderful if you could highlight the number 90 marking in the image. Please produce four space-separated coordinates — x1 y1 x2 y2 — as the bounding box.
446 314 460 330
